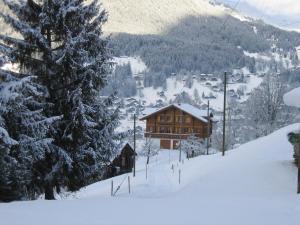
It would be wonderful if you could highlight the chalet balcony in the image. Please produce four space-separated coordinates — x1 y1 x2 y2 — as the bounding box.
144 132 206 139
158 120 174 125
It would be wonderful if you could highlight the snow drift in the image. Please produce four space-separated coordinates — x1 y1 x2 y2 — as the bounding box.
1 124 300 225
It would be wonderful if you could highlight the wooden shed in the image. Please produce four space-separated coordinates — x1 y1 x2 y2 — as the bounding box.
106 143 136 178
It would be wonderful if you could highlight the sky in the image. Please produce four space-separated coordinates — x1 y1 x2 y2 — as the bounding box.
216 0 300 32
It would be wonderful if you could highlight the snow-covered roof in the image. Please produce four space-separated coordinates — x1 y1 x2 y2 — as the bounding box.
111 142 135 161
140 103 208 123
117 142 134 154
141 107 157 116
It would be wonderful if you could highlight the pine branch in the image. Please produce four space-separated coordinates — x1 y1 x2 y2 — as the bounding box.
0 13 50 53
27 0 41 13
0 35 38 50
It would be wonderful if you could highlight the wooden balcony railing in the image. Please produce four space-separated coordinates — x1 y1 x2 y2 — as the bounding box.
145 132 209 139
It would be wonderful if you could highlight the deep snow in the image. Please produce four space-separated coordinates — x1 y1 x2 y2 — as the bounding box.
1 124 300 225
284 87 300 108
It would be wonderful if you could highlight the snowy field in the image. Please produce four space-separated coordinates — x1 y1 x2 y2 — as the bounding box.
1 124 300 225
113 56 148 75
284 87 300 108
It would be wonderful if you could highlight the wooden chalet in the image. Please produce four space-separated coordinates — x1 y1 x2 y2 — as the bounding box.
140 103 213 149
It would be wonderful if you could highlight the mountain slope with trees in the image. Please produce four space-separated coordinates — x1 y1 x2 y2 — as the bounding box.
99 0 300 75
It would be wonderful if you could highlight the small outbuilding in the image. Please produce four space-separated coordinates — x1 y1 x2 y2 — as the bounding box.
106 143 136 178
288 132 300 165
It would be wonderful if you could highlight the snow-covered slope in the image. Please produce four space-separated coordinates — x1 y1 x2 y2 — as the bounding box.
284 87 300 108
101 0 227 35
216 0 300 32
113 56 148 75
1 124 300 225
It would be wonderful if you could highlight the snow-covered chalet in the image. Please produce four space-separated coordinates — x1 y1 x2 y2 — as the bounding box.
140 103 213 149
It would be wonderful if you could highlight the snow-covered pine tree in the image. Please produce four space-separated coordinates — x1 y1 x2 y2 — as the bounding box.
0 0 120 197
0 82 20 201
0 67 64 201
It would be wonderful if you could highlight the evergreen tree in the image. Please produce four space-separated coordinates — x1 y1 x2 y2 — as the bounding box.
0 0 119 199
0 68 60 201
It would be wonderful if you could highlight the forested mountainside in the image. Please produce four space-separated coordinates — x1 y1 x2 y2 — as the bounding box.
99 0 300 75
1 0 300 75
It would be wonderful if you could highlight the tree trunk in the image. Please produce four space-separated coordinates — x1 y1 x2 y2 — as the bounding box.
45 184 55 200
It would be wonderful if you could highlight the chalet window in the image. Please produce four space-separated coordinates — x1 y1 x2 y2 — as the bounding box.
160 115 172 123
176 115 184 123
185 116 192 123
176 127 189 134
159 126 171 133
176 115 191 124
122 157 126 167
193 128 201 133
182 128 189 133
147 126 154 132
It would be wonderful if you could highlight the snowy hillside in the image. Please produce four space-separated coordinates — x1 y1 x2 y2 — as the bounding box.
1 124 300 225
101 0 228 35
115 56 262 111
284 87 300 108
113 56 148 75
106 0 300 75
140 74 262 110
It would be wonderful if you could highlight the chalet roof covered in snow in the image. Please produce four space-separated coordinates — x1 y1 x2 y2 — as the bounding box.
115 142 134 155
140 103 208 123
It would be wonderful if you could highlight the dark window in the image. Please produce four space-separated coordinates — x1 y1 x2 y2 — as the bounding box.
147 126 154 132
176 115 184 123
182 128 189 133
160 115 172 122
159 126 171 133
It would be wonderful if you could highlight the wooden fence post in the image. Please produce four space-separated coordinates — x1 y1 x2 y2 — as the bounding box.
111 180 114 196
128 176 131 194
296 142 300 194
179 169 181 184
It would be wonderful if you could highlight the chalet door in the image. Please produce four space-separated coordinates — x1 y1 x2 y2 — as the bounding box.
122 157 126 167
173 140 179 149
160 139 171 149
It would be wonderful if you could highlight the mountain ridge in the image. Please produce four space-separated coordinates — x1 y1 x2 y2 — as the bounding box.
101 0 228 35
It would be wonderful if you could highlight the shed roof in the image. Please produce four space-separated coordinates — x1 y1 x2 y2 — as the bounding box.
140 103 208 123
